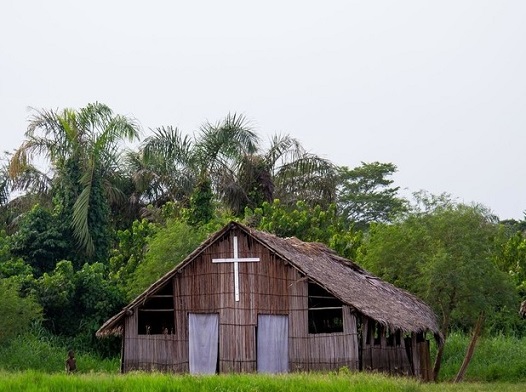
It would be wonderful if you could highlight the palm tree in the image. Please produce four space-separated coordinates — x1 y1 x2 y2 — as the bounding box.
193 113 261 215
9 102 140 259
260 133 338 209
133 126 196 207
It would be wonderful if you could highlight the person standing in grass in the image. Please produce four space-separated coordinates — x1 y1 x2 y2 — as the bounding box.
65 350 77 374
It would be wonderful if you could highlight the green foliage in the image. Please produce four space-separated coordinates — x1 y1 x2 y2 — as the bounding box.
53 144 114 264
248 200 338 242
185 175 215 226
109 219 158 289
0 230 34 289
237 155 273 211
143 118 338 217
9 205 72 275
73 263 126 354
34 261 125 356
0 280 42 344
135 126 197 207
493 227 526 297
35 261 76 329
125 218 221 299
0 258 33 282
76 170 113 263
246 199 362 260
358 194 517 334
337 162 407 228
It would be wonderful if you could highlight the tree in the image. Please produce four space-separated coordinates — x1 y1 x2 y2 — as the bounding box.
9 204 72 275
34 260 76 334
357 193 516 379
34 259 125 355
9 103 140 261
73 262 126 354
0 156 11 208
259 134 338 211
337 162 407 228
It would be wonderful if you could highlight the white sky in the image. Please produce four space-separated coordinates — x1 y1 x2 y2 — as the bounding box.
2 1 525 220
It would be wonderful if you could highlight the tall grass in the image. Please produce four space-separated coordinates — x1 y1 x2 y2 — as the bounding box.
438 332 526 382
0 327 118 373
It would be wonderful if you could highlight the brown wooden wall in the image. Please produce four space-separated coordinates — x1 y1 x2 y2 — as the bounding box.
122 229 390 374
360 317 432 379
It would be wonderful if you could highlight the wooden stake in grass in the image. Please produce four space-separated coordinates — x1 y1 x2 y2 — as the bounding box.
454 312 485 382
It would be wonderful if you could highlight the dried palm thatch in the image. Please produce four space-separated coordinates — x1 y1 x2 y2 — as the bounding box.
97 221 441 340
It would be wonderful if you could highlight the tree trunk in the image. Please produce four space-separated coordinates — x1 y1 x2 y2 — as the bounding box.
454 312 485 383
433 312 449 382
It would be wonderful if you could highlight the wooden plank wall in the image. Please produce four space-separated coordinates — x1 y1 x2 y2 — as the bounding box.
360 317 415 377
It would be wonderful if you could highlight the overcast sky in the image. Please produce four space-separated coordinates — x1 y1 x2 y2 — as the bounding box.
2 1 525 220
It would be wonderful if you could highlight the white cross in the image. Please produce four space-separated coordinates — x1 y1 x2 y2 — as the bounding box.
212 236 259 301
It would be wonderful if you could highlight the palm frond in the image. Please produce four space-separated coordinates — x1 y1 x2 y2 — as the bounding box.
195 113 260 172
72 167 95 256
142 126 193 166
265 133 304 170
273 155 338 207
10 164 52 195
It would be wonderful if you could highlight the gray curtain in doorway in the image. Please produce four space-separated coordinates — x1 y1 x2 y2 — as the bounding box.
188 313 219 374
257 314 289 373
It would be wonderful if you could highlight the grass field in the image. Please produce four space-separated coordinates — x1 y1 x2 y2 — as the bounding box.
1 371 526 392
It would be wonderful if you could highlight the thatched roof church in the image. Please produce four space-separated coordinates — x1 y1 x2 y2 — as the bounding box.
97 221 441 379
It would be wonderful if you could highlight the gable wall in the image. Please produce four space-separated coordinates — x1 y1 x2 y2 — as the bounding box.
123 228 359 372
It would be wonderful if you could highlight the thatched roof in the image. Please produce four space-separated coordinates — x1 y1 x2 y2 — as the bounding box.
97 221 441 339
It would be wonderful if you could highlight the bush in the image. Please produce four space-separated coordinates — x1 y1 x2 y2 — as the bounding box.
0 279 42 344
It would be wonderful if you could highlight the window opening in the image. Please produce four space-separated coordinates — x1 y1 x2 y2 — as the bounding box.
387 330 402 347
308 281 343 334
138 283 175 335
373 323 382 346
